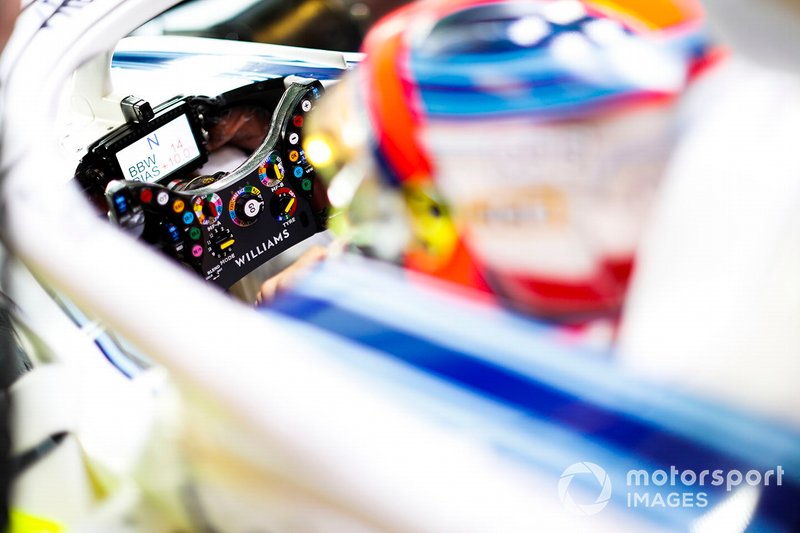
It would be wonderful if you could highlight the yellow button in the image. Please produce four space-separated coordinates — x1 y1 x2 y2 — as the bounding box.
172 199 185 213
289 150 299 163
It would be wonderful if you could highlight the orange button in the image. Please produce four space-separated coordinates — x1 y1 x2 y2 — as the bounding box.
173 199 185 213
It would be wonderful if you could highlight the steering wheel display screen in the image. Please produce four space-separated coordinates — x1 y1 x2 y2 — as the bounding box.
115 114 202 182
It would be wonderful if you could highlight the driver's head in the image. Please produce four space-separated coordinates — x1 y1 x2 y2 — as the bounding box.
306 0 713 321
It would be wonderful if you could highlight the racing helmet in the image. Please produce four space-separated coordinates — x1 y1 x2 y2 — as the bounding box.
305 0 714 321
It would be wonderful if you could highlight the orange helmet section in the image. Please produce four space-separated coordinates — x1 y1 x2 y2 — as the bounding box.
360 0 494 293
586 0 703 31
360 3 428 186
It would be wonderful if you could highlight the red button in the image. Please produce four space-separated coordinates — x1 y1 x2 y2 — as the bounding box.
140 188 153 203
293 115 303 127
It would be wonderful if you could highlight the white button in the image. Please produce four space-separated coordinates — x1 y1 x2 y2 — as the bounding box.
156 191 169 205
244 199 260 217
301 99 312 112
288 132 300 145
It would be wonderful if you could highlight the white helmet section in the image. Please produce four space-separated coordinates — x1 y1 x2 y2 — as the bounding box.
0 1 576 531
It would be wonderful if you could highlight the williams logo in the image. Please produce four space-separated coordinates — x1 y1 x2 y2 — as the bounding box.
235 229 290 267
558 462 612 516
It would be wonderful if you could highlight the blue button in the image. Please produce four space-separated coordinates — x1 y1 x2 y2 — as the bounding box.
114 195 128 214
166 224 180 242
183 212 194 224
293 166 304 178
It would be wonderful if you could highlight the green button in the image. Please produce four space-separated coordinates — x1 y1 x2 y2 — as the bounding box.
189 227 201 240
302 179 312 192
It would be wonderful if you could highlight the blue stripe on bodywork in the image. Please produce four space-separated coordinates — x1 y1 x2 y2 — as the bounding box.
263 273 800 530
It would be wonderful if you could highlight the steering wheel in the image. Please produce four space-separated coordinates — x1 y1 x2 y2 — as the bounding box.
74 77 328 289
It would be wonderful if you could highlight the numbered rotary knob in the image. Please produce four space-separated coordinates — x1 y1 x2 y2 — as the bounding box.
207 224 235 257
259 151 285 187
269 187 298 222
193 193 223 225
228 185 264 227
